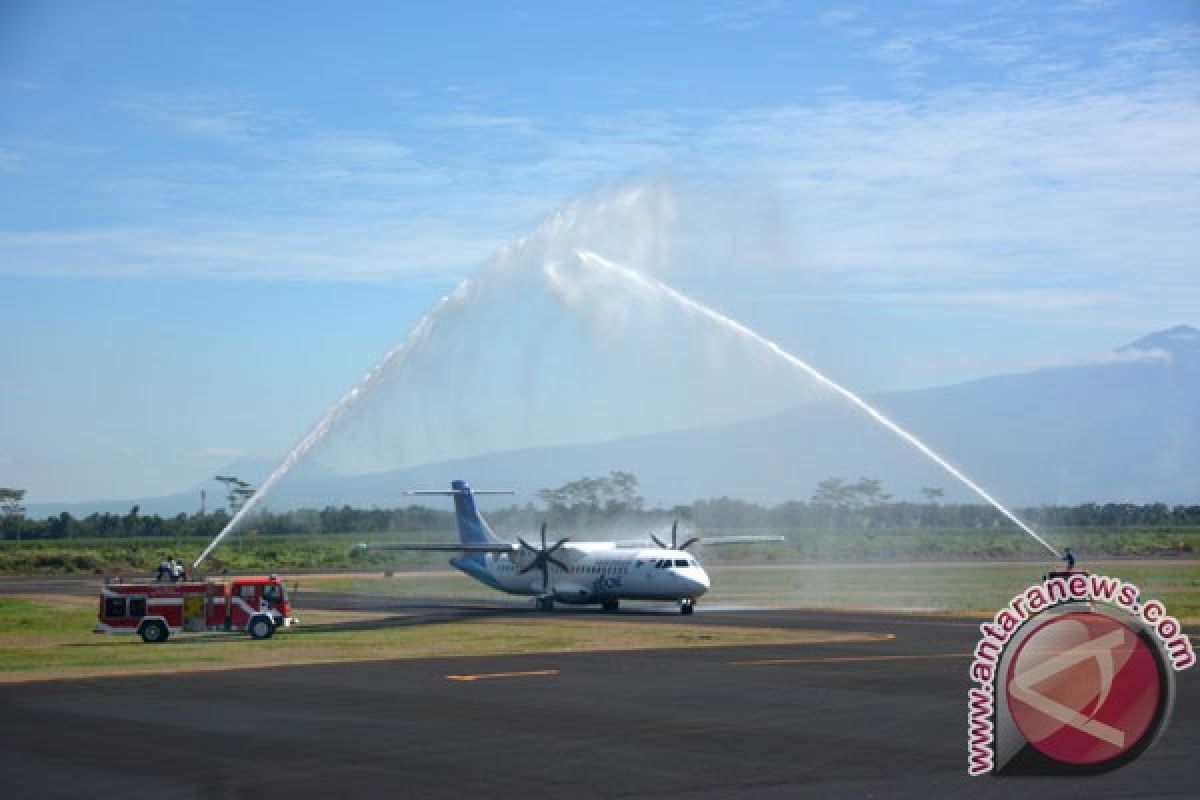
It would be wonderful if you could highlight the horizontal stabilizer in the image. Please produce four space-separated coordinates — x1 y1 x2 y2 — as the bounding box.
404 489 515 496
353 542 518 552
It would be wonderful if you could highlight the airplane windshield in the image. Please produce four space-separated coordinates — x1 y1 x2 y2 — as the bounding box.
674 559 689 567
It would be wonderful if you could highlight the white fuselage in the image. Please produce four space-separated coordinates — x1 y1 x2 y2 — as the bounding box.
452 542 710 605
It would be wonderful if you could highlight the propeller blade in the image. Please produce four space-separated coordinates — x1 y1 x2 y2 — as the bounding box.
515 524 568 589
679 537 699 551
671 519 679 549
651 534 668 549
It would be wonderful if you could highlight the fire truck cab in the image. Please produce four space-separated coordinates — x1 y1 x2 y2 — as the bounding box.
96 575 295 643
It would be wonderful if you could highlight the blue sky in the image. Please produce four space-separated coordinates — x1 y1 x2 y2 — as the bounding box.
1 1 1197 502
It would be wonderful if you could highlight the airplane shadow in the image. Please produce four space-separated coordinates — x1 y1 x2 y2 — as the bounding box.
292 592 692 635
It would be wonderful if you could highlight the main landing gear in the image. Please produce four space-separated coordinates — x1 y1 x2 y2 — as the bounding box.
601 599 620 612
679 598 695 616
536 596 555 612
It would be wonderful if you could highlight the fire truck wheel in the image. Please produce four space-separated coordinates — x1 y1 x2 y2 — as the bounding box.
139 620 169 644
248 615 275 640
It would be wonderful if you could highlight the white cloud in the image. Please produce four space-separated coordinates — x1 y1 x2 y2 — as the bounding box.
120 91 278 141
818 7 874 37
0 219 501 282
6 69 1196 300
1 19 1195 331
0 147 22 173
877 36 932 72
698 1 791 32
913 346 1172 383
295 133 412 165
419 110 540 135
0 78 44 91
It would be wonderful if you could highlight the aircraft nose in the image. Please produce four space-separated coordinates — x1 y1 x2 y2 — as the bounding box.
690 569 710 597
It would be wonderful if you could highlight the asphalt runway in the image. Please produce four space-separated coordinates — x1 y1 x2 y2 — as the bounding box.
0 586 1196 799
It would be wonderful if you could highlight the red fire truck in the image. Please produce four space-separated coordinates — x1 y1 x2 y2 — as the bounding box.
95 575 295 643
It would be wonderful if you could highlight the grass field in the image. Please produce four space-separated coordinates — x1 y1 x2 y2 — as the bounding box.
1 558 1195 683
0 594 883 683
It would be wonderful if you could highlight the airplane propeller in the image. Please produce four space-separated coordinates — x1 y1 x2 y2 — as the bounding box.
518 521 570 594
651 519 699 551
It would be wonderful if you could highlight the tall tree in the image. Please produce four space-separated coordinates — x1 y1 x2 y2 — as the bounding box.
607 470 643 512
537 472 644 519
920 487 945 504
849 477 890 507
1 488 27 544
812 477 851 507
214 475 255 514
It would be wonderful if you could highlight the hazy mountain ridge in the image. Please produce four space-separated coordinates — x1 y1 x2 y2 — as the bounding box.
26 325 1199 516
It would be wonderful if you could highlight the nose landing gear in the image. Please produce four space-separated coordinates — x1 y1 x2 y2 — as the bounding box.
680 598 695 615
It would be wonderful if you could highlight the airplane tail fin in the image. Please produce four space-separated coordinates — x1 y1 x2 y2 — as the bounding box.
406 480 512 562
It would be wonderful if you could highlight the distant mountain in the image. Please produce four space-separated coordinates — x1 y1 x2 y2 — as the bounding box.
27 325 1200 516
25 456 339 518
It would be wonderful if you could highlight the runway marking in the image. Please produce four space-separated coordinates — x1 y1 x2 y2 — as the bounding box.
730 653 970 666
445 669 560 682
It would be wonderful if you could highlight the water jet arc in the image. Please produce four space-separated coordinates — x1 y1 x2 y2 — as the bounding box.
192 296 453 569
576 249 1060 559
194 249 1059 569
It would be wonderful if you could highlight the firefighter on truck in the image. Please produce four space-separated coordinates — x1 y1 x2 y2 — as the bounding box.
96 574 296 643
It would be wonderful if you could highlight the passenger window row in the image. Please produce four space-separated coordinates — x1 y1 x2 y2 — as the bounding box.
572 564 628 575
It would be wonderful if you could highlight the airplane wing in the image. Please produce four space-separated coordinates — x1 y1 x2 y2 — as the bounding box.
614 534 786 549
697 535 785 545
352 542 518 552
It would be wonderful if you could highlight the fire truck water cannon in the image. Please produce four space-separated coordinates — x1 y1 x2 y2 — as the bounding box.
96 574 296 643
1042 547 1087 583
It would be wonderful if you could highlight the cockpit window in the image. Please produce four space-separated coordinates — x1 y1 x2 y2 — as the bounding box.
674 559 688 567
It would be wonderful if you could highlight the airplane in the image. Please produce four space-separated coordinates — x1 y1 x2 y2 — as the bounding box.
354 479 782 615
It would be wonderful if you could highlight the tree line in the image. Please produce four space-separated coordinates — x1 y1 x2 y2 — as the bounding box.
3 473 1200 542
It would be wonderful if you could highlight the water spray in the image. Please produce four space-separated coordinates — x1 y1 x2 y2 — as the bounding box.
575 249 1061 559
192 225 1059 568
193 292 459 569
